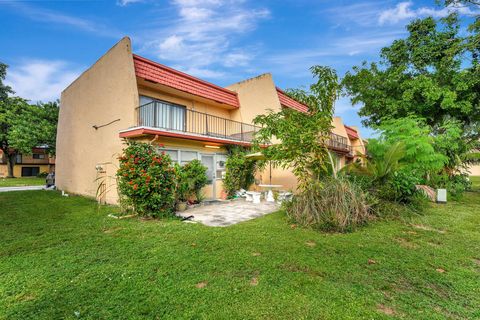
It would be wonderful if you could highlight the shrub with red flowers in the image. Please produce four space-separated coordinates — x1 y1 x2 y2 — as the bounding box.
117 141 176 217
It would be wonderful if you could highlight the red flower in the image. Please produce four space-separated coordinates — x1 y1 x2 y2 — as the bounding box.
133 184 138 190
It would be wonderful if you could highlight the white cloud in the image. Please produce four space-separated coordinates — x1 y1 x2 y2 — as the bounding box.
0 2 121 38
379 1 479 25
117 0 143 6
5 60 81 102
138 0 269 78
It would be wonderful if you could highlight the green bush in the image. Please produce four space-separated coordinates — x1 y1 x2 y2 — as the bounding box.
37 171 48 178
174 163 190 203
223 149 256 198
430 173 471 200
285 178 372 233
378 170 421 203
117 141 176 217
180 159 208 202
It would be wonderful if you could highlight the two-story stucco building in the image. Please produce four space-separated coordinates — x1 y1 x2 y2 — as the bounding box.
0 147 55 178
56 37 366 204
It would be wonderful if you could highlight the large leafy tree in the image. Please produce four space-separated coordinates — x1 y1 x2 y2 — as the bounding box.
343 14 480 135
0 63 59 178
253 66 339 189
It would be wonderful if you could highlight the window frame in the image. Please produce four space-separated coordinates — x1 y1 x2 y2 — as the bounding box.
158 147 227 180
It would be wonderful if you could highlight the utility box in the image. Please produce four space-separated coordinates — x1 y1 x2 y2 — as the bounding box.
437 189 447 203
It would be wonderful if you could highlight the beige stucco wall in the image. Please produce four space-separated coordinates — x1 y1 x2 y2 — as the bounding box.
56 37 139 204
468 165 480 176
226 73 282 124
0 164 7 177
227 74 298 191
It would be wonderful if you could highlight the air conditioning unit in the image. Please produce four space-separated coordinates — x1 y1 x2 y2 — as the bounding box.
437 189 447 203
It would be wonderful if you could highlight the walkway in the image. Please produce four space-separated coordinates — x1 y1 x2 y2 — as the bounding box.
0 186 45 193
176 199 279 227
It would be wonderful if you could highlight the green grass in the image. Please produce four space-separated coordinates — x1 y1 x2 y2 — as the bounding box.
1 182 480 319
0 177 45 187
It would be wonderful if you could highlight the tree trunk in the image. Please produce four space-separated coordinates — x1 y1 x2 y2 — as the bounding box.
6 152 16 178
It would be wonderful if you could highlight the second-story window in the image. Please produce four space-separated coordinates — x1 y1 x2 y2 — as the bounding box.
139 96 186 131
33 153 46 159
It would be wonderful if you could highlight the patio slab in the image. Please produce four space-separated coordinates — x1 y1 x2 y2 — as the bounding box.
176 199 280 227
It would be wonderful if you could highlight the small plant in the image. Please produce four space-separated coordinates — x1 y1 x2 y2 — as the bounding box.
285 178 372 233
117 141 176 217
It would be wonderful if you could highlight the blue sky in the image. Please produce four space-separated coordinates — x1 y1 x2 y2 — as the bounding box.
1 0 478 137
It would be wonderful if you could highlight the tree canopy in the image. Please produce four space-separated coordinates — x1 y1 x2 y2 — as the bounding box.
0 63 59 177
343 14 480 138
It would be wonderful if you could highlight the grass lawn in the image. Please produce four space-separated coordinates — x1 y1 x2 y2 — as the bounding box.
0 177 45 187
1 181 479 319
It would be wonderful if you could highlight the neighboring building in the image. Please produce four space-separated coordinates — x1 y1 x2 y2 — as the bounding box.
56 37 366 203
0 147 55 178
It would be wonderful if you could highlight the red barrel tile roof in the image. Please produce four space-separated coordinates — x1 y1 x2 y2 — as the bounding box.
276 88 308 113
133 54 239 108
344 125 359 139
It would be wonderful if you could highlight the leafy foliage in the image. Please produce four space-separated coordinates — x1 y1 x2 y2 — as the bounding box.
285 178 372 233
180 159 208 201
117 141 176 217
373 117 448 175
430 172 472 199
0 63 13 101
253 66 340 189
346 141 406 184
223 147 256 198
343 14 480 140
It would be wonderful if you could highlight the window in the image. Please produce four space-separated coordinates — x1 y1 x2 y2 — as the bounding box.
139 96 186 131
157 148 227 180
33 153 46 159
21 167 40 177
216 154 227 179
180 151 197 165
15 154 22 164
162 149 179 162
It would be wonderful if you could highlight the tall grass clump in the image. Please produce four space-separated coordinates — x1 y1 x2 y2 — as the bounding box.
285 178 372 232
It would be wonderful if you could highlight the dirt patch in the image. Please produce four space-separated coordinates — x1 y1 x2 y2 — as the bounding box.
436 268 446 273
250 277 259 286
195 281 208 289
252 252 261 256
473 258 480 266
427 240 442 247
16 293 36 302
281 263 323 277
305 240 316 247
412 224 446 234
377 304 396 316
395 237 419 249
427 283 450 299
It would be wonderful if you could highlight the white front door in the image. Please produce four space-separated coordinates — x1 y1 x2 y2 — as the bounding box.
201 154 215 199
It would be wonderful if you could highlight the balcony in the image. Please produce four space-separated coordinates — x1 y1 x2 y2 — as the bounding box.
327 132 352 154
135 101 261 144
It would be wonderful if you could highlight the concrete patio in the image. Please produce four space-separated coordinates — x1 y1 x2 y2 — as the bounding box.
176 199 280 227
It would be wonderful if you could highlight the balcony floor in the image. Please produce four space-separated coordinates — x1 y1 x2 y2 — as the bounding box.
119 126 254 146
